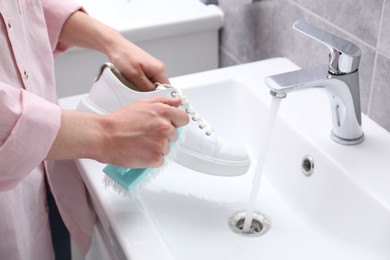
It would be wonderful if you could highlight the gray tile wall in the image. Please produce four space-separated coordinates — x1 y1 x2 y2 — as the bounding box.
219 0 390 132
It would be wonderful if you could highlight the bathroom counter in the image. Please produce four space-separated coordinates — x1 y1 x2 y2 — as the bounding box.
59 57 390 259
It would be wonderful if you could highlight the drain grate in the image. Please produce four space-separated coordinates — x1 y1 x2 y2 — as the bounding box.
228 211 271 237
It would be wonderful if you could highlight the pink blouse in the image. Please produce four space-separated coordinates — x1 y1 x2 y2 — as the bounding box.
0 1 95 259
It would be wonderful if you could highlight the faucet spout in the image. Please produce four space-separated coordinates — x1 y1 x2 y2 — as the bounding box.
266 65 330 96
265 64 364 145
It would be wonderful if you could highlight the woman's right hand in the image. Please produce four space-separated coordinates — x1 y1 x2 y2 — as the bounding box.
98 96 189 168
46 96 189 168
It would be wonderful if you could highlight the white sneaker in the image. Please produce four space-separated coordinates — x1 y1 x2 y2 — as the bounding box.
77 63 251 176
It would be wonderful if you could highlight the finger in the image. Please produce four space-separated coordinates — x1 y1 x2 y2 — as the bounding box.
138 96 189 127
151 155 165 168
141 95 183 108
169 106 189 128
155 102 189 128
143 59 170 85
159 96 183 108
129 73 156 91
167 126 179 143
150 71 170 86
162 140 170 156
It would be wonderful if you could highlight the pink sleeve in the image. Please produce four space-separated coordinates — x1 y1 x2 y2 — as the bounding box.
41 0 84 56
0 84 61 191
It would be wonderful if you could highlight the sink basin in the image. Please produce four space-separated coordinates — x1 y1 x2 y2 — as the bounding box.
138 78 390 260
61 58 390 260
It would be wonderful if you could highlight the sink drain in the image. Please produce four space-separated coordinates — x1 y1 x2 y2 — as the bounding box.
228 211 271 237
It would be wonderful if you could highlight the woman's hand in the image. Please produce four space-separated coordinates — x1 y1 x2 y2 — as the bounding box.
47 96 189 168
107 38 169 91
59 11 168 91
98 96 188 168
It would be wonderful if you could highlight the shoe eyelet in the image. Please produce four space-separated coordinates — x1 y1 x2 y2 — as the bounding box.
171 91 177 97
199 124 205 129
205 131 212 136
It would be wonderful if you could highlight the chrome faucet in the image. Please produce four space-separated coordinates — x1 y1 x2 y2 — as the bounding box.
265 20 364 145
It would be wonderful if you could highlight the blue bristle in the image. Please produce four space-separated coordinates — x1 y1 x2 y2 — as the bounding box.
103 165 153 192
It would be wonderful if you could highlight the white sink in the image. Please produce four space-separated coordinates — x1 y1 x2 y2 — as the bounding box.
61 58 390 260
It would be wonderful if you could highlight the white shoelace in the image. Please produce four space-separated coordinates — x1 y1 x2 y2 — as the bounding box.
156 83 213 136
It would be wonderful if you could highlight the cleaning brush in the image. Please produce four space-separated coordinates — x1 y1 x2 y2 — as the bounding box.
103 127 184 196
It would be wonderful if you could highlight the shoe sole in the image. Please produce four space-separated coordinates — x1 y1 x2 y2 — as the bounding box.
77 96 251 176
175 145 250 176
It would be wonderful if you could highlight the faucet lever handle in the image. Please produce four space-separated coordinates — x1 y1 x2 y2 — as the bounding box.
293 20 361 75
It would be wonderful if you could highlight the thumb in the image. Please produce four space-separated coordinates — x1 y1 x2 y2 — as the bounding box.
145 95 183 107
129 75 156 92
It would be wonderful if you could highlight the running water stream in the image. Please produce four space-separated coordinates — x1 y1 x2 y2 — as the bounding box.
242 96 282 233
